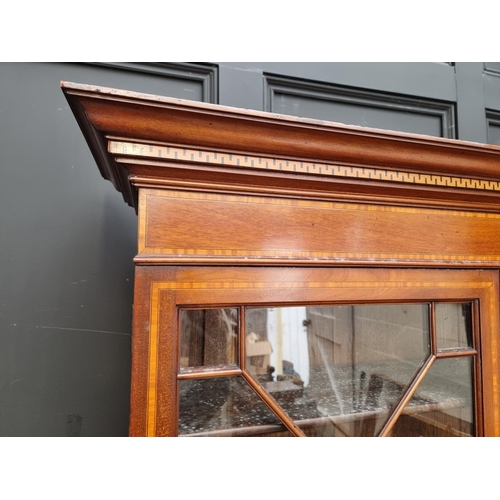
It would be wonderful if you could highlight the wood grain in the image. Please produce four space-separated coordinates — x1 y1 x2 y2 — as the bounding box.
61 81 500 209
138 188 500 267
133 267 499 436
110 140 500 192
62 82 500 437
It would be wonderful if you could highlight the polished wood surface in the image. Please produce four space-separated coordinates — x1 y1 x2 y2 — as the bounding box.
62 82 500 437
61 81 500 211
129 267 499 436
110 140 500 193
138 188 500 267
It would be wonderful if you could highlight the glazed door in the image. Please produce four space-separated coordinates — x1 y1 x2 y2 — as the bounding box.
130 267 500 437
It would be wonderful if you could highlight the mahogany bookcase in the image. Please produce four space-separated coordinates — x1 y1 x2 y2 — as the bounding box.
62 82 500 437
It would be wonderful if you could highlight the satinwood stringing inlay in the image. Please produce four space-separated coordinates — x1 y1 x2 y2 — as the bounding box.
109 140 500 192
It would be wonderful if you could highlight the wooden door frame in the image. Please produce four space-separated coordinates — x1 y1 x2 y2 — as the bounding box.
130 267 500 437
61 82 500 436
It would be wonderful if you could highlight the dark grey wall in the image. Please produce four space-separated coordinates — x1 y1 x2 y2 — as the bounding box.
0 62 214 436
1 62 499 436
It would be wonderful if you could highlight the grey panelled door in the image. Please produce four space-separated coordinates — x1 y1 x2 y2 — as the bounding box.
217 62 500 145
485 63 500 146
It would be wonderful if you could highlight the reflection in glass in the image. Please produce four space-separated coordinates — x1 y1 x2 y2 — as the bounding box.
180 308 238 370
178 376 292 436
436 303 473 350
389 357 475 436
245 304 430 436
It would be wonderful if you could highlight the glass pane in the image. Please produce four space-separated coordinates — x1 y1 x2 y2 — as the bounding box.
389 357 475 436
180 308 238 370
245 304 430 437
436 303 473 350
178 376 293 436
